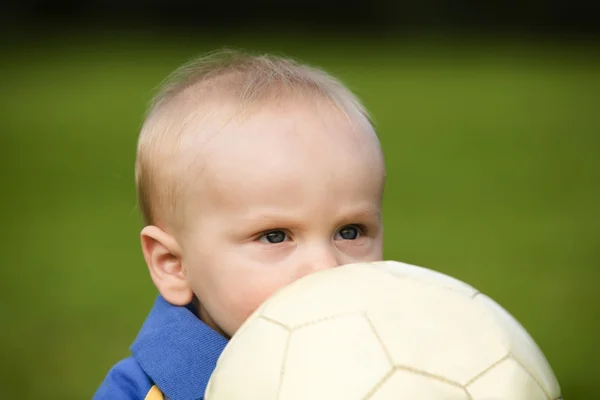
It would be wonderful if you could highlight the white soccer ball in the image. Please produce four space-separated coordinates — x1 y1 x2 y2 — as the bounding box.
205 261 562 400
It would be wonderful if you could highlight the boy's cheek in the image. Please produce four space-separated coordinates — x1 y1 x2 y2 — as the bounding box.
219 287 276 335
238 242 296 265
230 271 292 315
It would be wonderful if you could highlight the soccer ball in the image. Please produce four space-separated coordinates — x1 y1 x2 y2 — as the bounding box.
205 261 562 400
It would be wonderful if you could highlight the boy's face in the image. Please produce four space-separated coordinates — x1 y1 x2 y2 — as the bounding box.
165 101 384 337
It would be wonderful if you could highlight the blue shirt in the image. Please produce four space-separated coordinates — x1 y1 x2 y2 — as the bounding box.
93 296 229 400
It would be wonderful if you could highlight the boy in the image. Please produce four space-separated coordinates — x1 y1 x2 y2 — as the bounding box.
94 49 387 400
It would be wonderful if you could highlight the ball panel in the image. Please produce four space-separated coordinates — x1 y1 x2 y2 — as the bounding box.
369 261 479 297
467 356 551 400
261 265 404 328
205 318 289 400
261 261 479 329
366 282 507 384
367 368 471 400
474 294 561 397
279 314 391 400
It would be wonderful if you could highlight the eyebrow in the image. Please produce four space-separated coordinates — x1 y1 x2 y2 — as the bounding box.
345 208 382 221
242 206 382 227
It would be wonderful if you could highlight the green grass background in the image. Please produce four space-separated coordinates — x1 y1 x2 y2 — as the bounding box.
1 33 598 398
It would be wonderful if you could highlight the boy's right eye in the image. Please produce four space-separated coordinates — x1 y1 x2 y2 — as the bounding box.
258 230 288 244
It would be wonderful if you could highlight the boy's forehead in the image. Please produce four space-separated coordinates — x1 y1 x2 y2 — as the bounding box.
173 98 384 207
186 99 378 163
187 103 379 187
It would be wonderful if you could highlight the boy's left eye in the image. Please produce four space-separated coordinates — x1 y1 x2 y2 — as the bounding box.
335 225 362 240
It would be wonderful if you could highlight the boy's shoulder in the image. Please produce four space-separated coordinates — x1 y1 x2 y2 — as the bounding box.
94 296 229 400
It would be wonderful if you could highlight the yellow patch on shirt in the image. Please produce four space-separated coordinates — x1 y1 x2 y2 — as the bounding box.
144 385 164 400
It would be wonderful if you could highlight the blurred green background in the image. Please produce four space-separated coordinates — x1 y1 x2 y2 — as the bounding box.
1 33 598 398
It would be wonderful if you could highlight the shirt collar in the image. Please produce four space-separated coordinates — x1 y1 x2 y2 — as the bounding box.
131 295 229 400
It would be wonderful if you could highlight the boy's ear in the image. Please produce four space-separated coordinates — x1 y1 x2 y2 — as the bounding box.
140 225 193 306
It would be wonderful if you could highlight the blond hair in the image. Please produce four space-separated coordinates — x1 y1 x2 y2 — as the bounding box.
135 49 375 230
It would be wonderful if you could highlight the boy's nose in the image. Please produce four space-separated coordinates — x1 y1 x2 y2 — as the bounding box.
301 245 341 276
